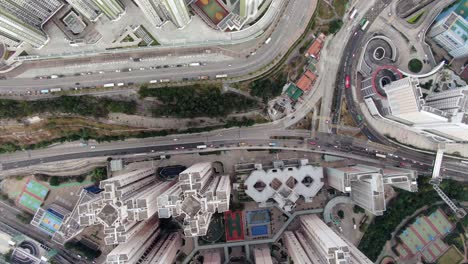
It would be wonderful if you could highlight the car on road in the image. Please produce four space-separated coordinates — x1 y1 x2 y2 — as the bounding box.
345 75 351 89
309 141 317 145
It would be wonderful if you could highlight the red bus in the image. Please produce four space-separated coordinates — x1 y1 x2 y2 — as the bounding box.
345 75 351 89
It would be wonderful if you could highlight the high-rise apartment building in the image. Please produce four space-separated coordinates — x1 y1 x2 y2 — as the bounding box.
0 0 63 48
253 246 273 264
429 2 468 59
240 0 264 19
157 163 231 237
384 78 468 142
92 0 125 20
284 215 373 264
326 164 418 215
66 0 125 21
134 0 191 28
66 0 102 21
106 216 161 264
76 168 175 245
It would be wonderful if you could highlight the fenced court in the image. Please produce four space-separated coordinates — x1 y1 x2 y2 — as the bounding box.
25 179 49 200
39 209 64 234
194 0 229 25
16 178 50 213
224 211 245 241
18 193 42 212
247 209 270 225
251 225 268 236
397 208 455 263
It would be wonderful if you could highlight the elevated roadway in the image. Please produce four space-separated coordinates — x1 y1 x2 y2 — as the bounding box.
0 0 315 96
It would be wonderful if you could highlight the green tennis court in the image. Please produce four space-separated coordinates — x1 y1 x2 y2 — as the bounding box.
25 179 49 200
18 192 42 212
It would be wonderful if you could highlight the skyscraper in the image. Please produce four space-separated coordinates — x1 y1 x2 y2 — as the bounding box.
134 0 191 28
284 215 373 264
384 78 468 142
429 2 468 59
240 0 264 19
0 0 62 48
77 168 175 245
160 0 191 28
66 0 125 21
326 164 418 215
92 0 125 20
66 0 102 21
157 163 231 237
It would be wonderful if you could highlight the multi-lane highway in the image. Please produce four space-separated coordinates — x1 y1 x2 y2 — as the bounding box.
1 124 467 181
0 0 315 96
0 0 467 184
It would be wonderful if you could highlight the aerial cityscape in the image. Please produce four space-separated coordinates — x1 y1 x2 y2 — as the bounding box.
0 0 467 263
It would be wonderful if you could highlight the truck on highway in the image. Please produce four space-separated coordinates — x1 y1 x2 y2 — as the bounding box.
50 75 59 79
103 83 115 88
189 62 201 67
238 142 247 146
216 74 228 78
198 75 209 80
160 79 170 83
361 20 370 31
349 8 357 20
357 115 362 122
150 80 158 84
40 89 49 94
265 37 272 44
50 88 62 92
117 83 125 86
376 153 386 158
197 145 207 149
268 142 277 147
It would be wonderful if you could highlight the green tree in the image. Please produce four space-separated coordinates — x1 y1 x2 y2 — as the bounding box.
91 167 107 183
337 210 345 219
49 177 61 186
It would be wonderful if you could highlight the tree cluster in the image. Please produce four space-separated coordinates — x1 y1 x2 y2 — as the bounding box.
0 96 136 119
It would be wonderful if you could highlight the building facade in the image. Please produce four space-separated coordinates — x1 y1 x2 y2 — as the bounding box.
66 0 125 21
76 168 175 245
0 0 62 48
284 215 373 264
244 159 324 211
135 0 191 28
157 163 231 237
240 0 264 19
384 77 468 142
326 164 418 215
429 8 468 59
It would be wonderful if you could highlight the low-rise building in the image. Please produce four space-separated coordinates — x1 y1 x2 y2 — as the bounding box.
244 159 323 211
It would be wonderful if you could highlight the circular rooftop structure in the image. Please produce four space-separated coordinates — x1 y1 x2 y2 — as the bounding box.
364 37 395 67
371 66 403 98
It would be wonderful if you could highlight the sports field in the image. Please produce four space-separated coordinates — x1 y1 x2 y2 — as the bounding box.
437 246 463 264
397 208 454 262
18 193 42 212
247 209 270 225
25 179 49 200
224 211 244 241
39 210 63 234
251 225 268 236
194 0 229 25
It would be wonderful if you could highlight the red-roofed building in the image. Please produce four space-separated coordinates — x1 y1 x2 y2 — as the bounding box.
305 33 326 59
295 70 317 92
296 75 312 91
304 70 317 83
